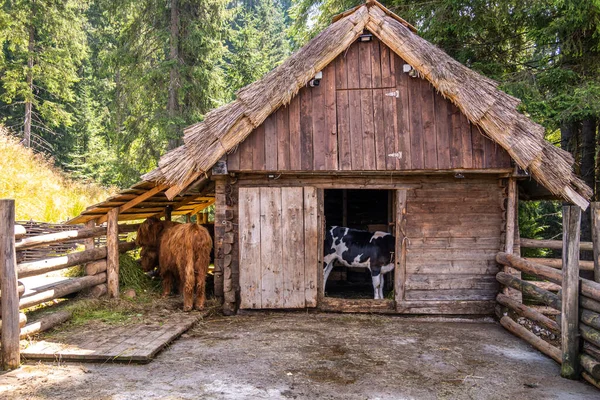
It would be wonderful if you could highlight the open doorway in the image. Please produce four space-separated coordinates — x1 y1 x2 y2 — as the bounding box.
323 189 394 299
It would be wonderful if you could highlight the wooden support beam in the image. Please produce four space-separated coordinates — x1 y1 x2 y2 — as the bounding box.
0 199 20 370
594 202 600 283
503 177 521 301
19 311 72 339
496 272 561 310
19 273 106 310
561 205 581 379
496 293 560 334
395 189 407 308
106 208 120 298
96 184 169 225
499 316 561 364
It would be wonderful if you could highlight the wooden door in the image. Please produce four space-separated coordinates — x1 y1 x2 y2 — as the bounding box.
239 186 319 309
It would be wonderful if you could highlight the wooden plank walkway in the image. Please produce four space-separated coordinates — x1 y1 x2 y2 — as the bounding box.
21 313 200 364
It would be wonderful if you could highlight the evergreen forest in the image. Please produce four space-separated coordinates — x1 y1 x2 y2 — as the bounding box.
1 0 599 238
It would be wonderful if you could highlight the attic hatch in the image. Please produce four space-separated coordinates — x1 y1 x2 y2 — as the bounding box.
323 189 394 300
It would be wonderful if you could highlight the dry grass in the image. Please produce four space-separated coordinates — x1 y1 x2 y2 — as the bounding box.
0 128 116 222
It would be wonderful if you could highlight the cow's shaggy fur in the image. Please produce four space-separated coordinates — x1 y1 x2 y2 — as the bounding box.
137 217 212 311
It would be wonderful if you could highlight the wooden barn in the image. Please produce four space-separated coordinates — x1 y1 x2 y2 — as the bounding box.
70 1 592 316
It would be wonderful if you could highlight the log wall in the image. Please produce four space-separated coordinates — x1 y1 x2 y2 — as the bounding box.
400 176 504 313
228 36 511 173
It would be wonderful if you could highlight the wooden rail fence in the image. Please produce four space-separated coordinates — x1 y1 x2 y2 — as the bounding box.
497 203 600 389
0 200 139 370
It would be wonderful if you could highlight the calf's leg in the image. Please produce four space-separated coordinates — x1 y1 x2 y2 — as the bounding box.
371 273 382 300
323 260 335 292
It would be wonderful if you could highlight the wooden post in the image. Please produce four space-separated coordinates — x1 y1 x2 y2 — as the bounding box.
164 205 173 221
106 208 120 298
503 177 522 301
394 190 407 309
213 177 226 306
592 202 600 283
0 199 20 370
561 205 581 379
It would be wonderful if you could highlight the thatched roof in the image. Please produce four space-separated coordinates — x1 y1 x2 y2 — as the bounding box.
141 0 591 209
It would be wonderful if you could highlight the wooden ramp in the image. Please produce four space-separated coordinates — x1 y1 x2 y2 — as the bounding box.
21 313 199 364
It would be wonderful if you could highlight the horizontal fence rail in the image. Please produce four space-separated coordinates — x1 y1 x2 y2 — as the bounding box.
1 203 140 370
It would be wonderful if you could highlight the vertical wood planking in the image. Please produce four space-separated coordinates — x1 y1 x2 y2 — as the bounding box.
312 75 327 171
470 124 485 168
421 81 437 169
592 202 600 283
238 131 254 171
349 90 364 169
395 54 410 169
227 148 240 171
395 190 407 308
252 124 266 170
324 64 338 170
281 188 305 308
360 89 377 170
346 40 360 89
288 95 301 170
371 38 382 88
373 88 387 170
358 40 373 89
260 187 283 308
304 187 319 307
434 92 451 169
460 112 473 168
485 135 497 168
450 104 463 168
336 91 352 170
335 52 348 90
561 205 581 379
0 200 19 370
408 77 424 169
264 114 278 170
106 208 120 298
300 88 314 170
239 188 262 309
382 88 399 170
380 43 394 87
277 106 290 170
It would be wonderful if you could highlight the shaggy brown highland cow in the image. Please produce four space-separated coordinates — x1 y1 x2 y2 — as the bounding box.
136 217 212 311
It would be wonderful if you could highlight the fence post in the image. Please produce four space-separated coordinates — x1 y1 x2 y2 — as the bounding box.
106 208 120 298
1 199 20 370
561 205 581 379
591 202 600 283
503 177 522 301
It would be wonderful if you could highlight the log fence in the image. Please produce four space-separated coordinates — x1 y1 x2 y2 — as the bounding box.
0 200 139 370
497 203 600 389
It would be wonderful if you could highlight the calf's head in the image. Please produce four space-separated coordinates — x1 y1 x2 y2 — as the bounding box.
136 217 164 248
139 247 159 272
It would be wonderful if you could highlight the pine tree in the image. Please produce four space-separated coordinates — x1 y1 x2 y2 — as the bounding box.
0 0 88 154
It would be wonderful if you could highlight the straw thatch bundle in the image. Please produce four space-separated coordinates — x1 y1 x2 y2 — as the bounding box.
143 0 591 208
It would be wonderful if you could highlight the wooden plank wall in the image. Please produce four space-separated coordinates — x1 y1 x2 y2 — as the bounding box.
238 187 318 309
228 36 511 172
400 176 503 313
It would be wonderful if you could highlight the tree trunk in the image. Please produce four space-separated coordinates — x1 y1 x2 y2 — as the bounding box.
581 118 597 243
23 19 35 148
561 120 579 160
167 0 180 150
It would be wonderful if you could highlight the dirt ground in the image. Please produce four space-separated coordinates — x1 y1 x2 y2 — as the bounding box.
1 311 598 400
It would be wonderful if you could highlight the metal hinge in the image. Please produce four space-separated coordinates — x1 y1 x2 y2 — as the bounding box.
385 90 399 98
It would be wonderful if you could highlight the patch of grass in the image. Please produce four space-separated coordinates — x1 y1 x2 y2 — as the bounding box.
119 251 160 293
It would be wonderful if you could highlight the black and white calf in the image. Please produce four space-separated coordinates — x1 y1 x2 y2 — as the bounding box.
323 226 395 300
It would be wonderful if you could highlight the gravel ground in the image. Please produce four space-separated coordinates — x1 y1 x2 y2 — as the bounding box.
1 312 598 399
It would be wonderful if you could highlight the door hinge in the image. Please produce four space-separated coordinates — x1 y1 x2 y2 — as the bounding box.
385 90 399 98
